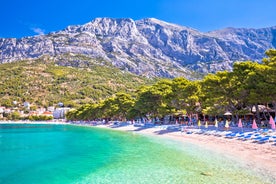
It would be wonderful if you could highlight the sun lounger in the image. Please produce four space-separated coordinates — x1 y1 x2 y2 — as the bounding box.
203 130 216 135
225 132 237 138
237 133 252 140
235 132 244 136
249 133 261 140
214 131 231 137
252 136 262 141
242 134 252 140
257 136 271 144
166 125 180 131
195 129 206 134
236 134 245 139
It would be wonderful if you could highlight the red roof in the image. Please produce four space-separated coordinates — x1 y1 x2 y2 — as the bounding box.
43 111 53 115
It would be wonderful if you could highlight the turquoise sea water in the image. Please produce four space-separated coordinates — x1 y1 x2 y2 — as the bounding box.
0 124 272 184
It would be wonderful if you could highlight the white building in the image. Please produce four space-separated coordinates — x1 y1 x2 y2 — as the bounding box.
53 107 71 119
0 107 5 114
0 107 5 118
23 102 30 109
47 106 55 112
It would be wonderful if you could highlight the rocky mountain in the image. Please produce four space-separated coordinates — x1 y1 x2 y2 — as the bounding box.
0 18 275 78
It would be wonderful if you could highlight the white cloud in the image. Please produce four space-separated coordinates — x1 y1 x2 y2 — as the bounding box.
31 27 45 35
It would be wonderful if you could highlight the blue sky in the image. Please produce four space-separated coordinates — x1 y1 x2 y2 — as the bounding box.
1 0 276 38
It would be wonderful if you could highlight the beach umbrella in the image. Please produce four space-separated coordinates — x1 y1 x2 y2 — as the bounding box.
238 118 243 132
205 121 208 128
271 121 276 130
214 118 218 128
198 120 201 127
189 114 192 124
225 120 229 129
269 116 275 130
224 111 232 116
269 116 274 124
238 119 243 128
252 119 258 129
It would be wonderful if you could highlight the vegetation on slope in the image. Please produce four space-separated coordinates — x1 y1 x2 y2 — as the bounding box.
0 55 154 108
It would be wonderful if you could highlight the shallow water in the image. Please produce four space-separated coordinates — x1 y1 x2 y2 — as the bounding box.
0 124 271 184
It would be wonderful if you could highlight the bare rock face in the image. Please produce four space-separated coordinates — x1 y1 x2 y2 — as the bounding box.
0 17 275 78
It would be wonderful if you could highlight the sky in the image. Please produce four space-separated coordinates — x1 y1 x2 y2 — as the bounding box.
1 0 276 38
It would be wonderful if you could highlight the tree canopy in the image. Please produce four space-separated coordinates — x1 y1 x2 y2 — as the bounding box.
66 50 276 123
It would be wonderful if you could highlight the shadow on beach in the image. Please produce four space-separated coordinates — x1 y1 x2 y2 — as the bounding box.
108 122 130 129
133 124 156 132
153 128 180 135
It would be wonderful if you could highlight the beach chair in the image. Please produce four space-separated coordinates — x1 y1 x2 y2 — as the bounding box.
215 131 231 137
257 136 271 144
242 134 253 141
274 139 276 146
270 136 276 146
181 127 189 133
166 125 179 131
195 129 206 134
251 133 261 138
252 135 263 142
237 132 251 139
236 133 245 139
225 132 237 138
203 130 215 135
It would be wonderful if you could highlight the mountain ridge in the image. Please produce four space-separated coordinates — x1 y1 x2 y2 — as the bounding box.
0 17 275 78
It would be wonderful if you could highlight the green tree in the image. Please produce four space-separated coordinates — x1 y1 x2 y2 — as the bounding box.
66 109 78 121
170 77 201 116
201 71 230 115
262 49 276 112
233 61 275 122
133 79 173 120
65 50 276 122
112 92 135 120
10 111 21 120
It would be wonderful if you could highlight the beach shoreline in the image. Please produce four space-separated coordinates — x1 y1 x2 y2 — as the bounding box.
94 123 276 182
1 121 276 182
0 120 68 125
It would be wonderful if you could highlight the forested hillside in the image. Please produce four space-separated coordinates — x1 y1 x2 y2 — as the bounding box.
0 55 153 108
